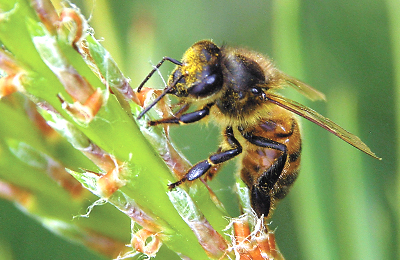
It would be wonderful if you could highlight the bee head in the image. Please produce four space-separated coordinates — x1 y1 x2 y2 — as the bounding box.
137 40 224 119
168 40 224 98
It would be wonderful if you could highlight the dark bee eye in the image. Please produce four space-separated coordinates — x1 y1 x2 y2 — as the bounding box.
187 73 221 97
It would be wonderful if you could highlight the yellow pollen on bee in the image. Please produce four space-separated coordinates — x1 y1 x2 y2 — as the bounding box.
181 48 207 85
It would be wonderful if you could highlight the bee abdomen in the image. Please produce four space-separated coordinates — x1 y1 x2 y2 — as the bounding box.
272 168 300 200
239 115 301 218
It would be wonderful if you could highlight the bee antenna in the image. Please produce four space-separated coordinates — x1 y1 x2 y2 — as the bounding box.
137 57 183 92
137 74 184 119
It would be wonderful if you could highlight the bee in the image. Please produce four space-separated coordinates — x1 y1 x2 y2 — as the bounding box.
137 40 380 218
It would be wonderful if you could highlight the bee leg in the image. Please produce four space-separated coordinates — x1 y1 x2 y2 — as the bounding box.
240 130 288 217
169 126 242 189
172 103 190 117
204 147 223 181
251 153 287 217
150 103 214 126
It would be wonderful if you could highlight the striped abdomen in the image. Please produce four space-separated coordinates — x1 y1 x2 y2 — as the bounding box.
240 112 301 218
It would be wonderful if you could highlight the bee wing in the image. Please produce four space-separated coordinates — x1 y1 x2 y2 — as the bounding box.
267 93 381 159
281 73 326 101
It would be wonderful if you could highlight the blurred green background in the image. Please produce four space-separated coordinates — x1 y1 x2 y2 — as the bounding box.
0 0 396 259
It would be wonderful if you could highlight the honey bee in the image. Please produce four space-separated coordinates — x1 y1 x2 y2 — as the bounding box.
137 40 380 218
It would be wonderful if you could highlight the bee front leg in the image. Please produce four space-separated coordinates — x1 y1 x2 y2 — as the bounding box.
239 129 288 217
149 103 214 126
169 126 242 189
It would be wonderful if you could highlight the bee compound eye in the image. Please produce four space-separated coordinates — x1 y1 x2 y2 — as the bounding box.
187 73 222 97
206 74 216 84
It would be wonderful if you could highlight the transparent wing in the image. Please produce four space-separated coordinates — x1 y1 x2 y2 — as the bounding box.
267 93 380 159
281 73 326 101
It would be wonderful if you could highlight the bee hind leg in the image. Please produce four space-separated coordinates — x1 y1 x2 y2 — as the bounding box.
169 126 242 189
239 129 288 217
251 153 287 217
